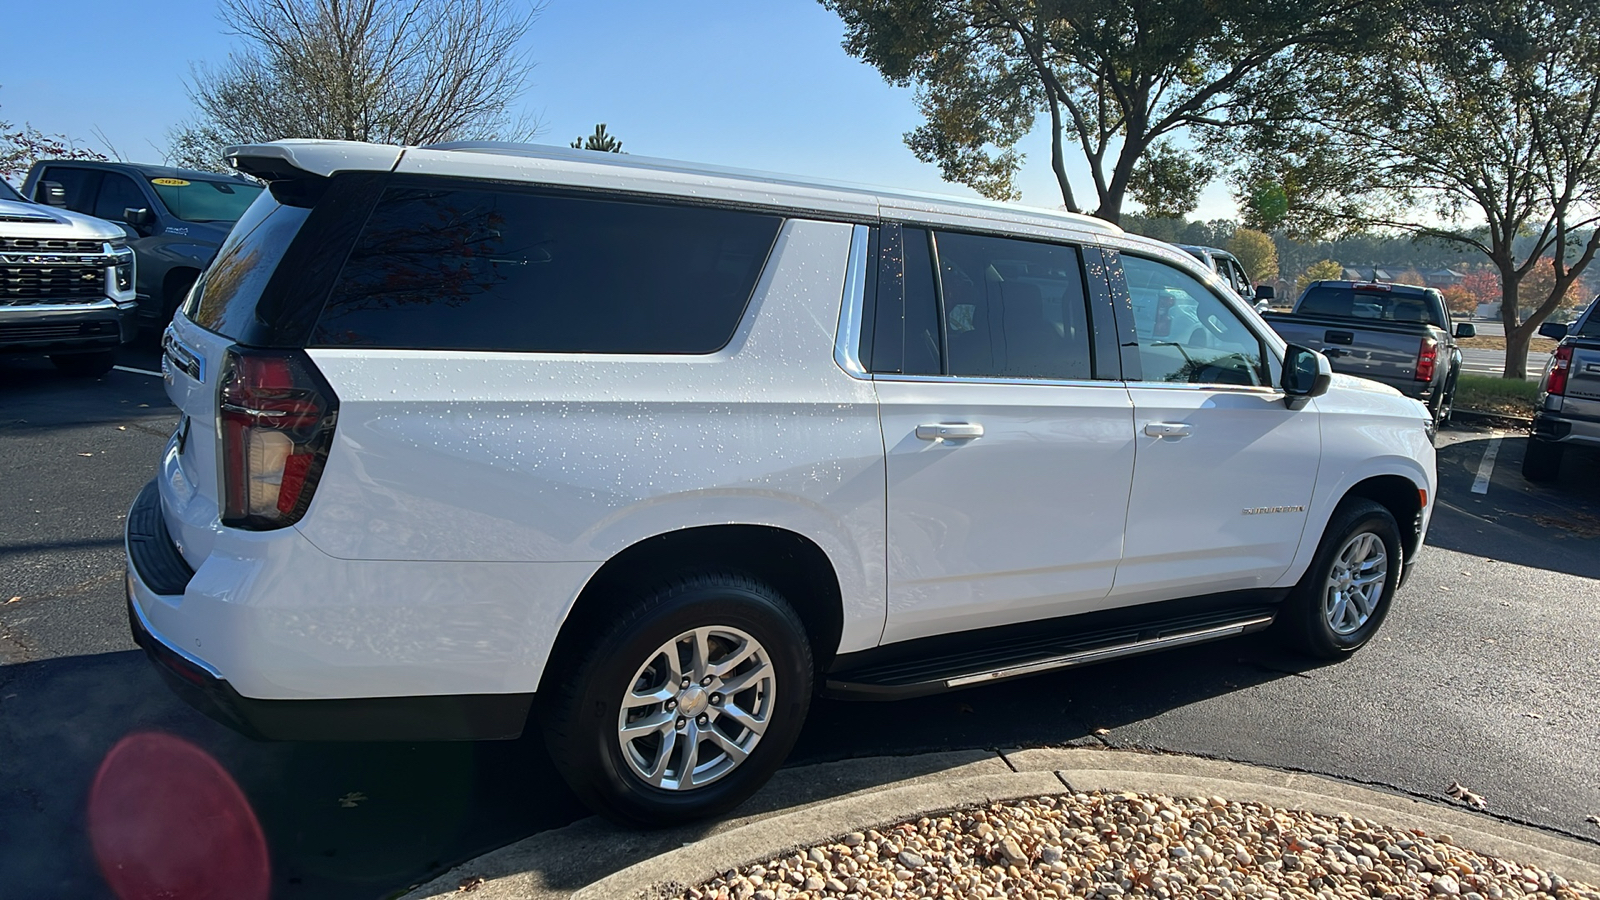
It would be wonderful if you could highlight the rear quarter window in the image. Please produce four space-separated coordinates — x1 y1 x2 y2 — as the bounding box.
186 193 310 338
312 186 783 353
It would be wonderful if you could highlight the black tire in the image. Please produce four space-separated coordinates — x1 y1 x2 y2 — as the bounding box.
1434 375 1456 427
49 350 116 376
1279 499 1403 660
539 573 813 826
1522 438 1564 482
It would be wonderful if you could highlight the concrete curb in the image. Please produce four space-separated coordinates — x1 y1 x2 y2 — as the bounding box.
401 749 1600 900
1451 408 1533 428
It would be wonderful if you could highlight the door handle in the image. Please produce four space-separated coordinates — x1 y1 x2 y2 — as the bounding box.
916 423 984 441
1144 422 1193 438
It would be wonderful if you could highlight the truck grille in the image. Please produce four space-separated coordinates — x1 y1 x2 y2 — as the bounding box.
1 238 111 305
0 321 120 343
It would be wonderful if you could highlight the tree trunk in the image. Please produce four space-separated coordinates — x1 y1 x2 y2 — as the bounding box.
1497 266 1527 380
1044 91 1080 214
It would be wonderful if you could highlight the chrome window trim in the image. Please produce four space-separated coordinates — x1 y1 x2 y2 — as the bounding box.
1123 380 1283 395
869 373 1127 390
834 223 872 380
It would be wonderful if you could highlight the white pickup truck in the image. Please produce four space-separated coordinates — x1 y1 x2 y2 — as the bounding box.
0 177 136 374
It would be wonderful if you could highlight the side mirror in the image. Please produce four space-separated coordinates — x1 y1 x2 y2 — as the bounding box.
1254 299 1271 313
1538 321 1569 340
1254 284 1275 302
38 181 67 207
123 207 156 228
1281 344 1332 409
1454 322 1477 339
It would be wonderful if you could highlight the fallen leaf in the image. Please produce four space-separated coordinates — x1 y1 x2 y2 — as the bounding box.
337 791 367 808
1094 728 1111 736
457 876 485 892
137 403 149 408
1447 781 1487 810
1437 585 1452 592
5 596 19 604
77 452 93 457
1586 815 1599 826
1524 712 1542 719
117 425 127 431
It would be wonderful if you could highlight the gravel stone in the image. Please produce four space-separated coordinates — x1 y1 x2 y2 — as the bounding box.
671 792 1600 900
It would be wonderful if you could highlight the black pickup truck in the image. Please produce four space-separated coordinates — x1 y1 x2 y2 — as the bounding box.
1263 280 1475 426
1525 297 1600 481
21 160 262 333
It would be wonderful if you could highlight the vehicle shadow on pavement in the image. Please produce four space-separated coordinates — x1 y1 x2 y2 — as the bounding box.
1428 430 1600 580
0 635 1307 898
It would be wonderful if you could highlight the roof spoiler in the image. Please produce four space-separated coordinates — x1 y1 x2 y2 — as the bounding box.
223 141 403 182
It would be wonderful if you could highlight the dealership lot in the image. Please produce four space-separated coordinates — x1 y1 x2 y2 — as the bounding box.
2 347 1597 899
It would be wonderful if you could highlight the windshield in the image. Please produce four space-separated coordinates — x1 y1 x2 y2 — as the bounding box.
148 177 264 223
0 179 24 203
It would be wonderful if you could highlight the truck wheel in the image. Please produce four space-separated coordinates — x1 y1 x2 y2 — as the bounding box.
1521 438 1563 482
1434 379 1455 427
539 573 812 826
1278 499 1401 660
50 351 116 376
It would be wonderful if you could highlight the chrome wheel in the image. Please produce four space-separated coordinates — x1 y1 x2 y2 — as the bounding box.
1323 531 1388 636
616 626 776 791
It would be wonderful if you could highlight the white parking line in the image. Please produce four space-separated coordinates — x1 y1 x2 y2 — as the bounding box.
1471 435 1503 494
113 365 163 377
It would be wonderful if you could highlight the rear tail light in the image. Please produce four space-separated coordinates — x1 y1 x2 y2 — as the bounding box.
1545 344 1573 397
1415 338 1438 382
218 347 338 530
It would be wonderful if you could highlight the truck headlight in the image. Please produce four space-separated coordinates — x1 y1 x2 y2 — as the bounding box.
111 244 135 293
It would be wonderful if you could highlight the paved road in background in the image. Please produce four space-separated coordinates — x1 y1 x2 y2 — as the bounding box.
1458 318 1551 379
3 346 1598 898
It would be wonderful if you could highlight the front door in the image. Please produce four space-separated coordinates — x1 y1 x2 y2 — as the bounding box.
872 226 1136 644
1109 251 1321 603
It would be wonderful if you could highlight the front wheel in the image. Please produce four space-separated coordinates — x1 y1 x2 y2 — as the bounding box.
539 573 813 826
1278 499 1402 660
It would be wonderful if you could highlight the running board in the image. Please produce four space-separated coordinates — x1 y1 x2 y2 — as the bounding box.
823 606 1277 700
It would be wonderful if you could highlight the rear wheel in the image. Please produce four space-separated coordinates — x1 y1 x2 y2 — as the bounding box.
50 350 116 376
1522 438 1564 482
1279 499 1402 660
1433 375 1456 427
539 573 812 826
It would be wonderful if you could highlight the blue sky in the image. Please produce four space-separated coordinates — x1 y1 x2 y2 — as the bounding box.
0 0 1237 219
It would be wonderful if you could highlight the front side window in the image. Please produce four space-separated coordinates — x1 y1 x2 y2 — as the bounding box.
314 186 782 353
934 230 1093 381
93 174 147 222
1121 255 1267 387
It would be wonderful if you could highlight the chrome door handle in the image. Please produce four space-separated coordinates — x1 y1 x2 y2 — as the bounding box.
1144 422 1193 438
916 423 984 441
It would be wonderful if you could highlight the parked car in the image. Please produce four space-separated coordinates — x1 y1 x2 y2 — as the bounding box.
1262 280 1474 426
127 140 1436 825
1177 244 1275 311
21 160 262 333
1525 297 1600 481
0 176 136 374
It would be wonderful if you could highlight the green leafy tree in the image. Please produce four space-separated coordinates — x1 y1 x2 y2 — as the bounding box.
1296 259 1345 294
1227 228 1279 284
1233 0 1600 378
571 123 623 153
820 0 1399 225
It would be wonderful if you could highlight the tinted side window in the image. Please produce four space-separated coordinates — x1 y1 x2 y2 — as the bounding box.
93 173 147 221
1121 255 1266 386
313 187 782 353
39 167 99 212
933 231 1092 381
188 194 311 338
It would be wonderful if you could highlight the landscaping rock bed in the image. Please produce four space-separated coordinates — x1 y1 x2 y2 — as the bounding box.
677 792 1599 900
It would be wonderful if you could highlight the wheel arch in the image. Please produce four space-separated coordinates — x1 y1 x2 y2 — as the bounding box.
1342 474 1425 560
540 524 845 694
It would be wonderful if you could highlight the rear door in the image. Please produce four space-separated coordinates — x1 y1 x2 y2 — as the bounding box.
874 226 1136 644
1109 251 1320 602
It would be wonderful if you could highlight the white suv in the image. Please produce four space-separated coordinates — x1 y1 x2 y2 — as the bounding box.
127 140 1436 825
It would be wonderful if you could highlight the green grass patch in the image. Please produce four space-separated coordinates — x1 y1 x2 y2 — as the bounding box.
1455 373 1539 418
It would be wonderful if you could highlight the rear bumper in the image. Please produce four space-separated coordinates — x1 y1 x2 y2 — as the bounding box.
0 298 136 351
124 480 532 741
1531 410 1600 446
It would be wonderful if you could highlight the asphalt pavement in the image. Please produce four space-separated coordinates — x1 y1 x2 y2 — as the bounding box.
2 344 1598 899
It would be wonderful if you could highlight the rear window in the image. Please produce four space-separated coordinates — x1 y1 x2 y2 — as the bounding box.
1298 286 1442 326
312 186 783 353
186 193 311 338
1575 299 1600 337
150 178 264 223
